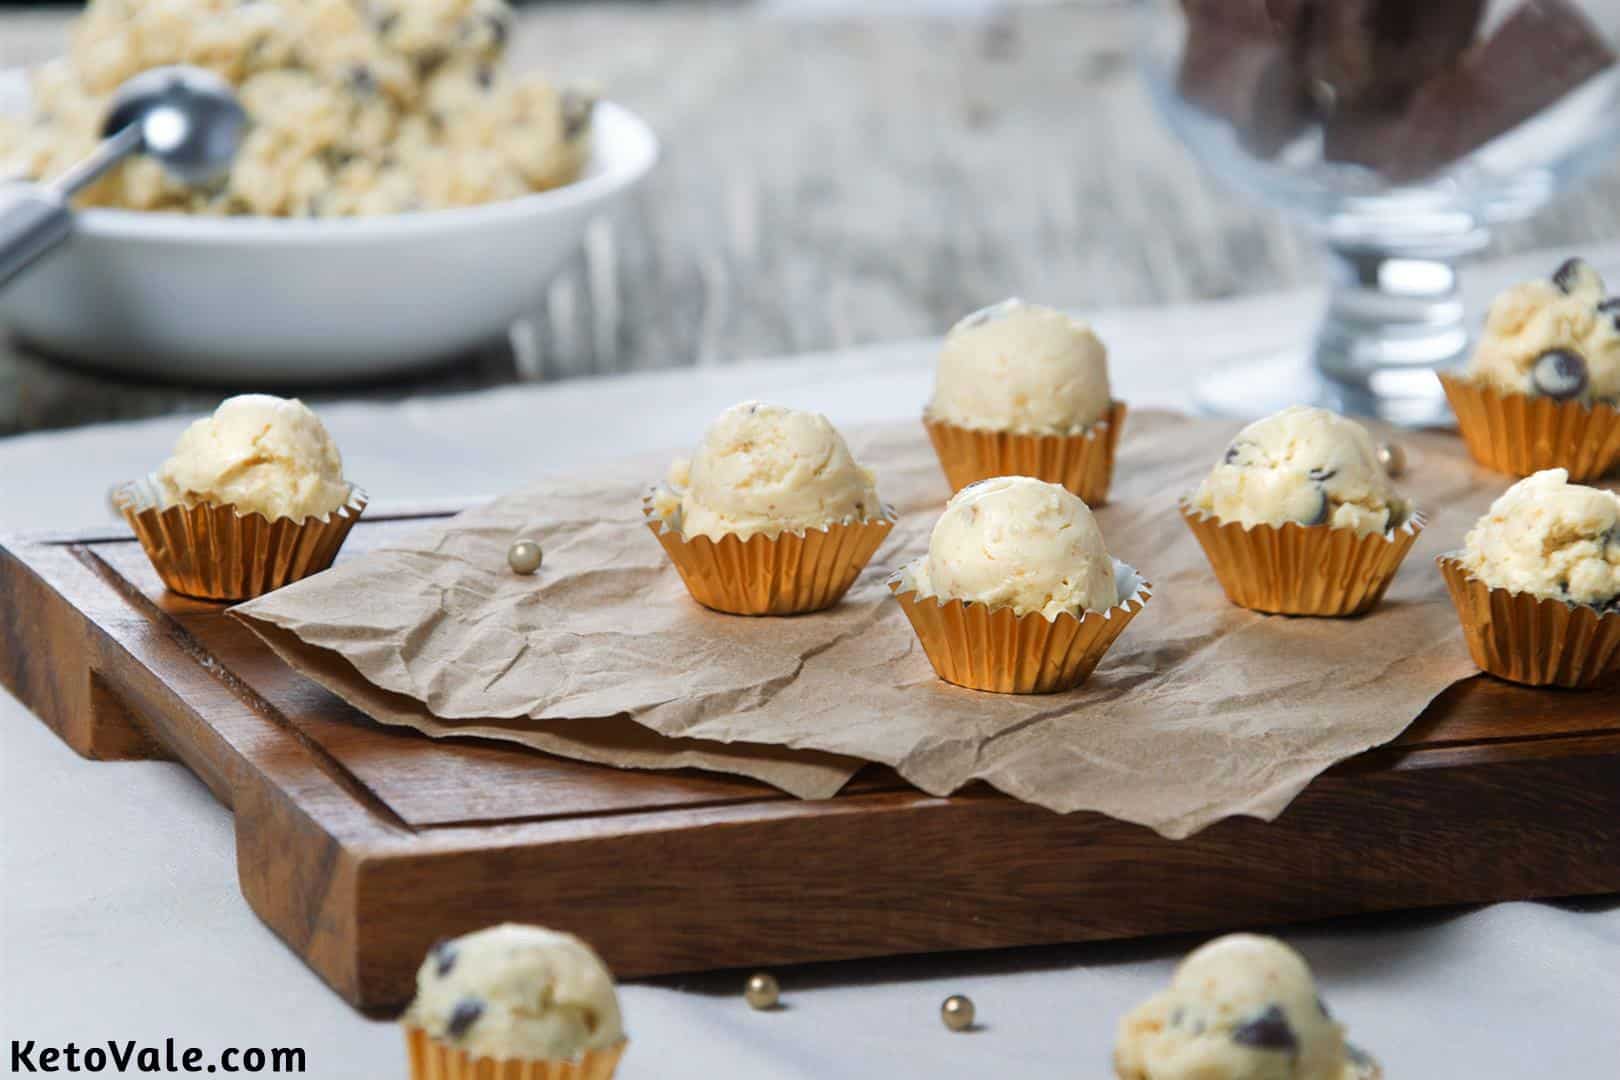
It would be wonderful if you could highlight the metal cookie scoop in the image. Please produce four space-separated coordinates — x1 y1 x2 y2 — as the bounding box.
0 65 245 289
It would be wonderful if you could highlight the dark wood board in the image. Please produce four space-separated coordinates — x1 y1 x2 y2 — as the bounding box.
4 510 1619 1012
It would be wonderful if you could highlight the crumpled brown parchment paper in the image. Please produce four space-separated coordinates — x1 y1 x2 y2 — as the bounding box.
234 411 1506 837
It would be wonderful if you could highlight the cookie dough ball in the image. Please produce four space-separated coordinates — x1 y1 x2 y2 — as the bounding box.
157 395 349 522
668 402 882 542
1193 407 1411 537
404 924 624 1062
1462 469 1620 608
1114 934 1376 1080
928 299 1113 435
902 476 1118 619
1467 258 1620 404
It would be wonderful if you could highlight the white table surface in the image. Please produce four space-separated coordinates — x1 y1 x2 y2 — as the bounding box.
4 246 1620 1078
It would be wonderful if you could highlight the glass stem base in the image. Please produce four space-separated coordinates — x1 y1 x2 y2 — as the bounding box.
1196 232 1488 428
1313 234 1489 410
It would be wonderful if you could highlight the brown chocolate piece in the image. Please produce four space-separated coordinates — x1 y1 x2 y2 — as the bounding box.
1305 0 1486 112
1176 14 1313 156
1231 1004 1300 1051
1339 0 1617 180
447 998 484 1039
1179 0 1311 39
1321 106 1405 168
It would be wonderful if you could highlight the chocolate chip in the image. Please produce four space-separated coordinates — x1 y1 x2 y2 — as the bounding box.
1599 298 1620 333
560 90 594 140
374 12 400 38
1303 488 1330 527
1553 257 1590 295
1531 348 1588 400
431 938 457 977
1307 467 1337 482
346 64 378 96
476 65 495 90
1224 440 1258 466
447 997 484 1040
415 47 449 75
1232 1004 1298 1051
485 13 510 49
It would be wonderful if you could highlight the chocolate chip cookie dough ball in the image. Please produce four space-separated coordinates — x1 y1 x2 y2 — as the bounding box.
646 402 894 615
923 299 1126 503
665 401 883 543
1193 406 1412 538
1440 469 1620 688
1182 407 1422 616
891 477 1149 694
900 476 1119 619
1462 469 1620 609
1114 934 1380 1080
1468 258 1620 405
403 924 626 1079
157 394 350 523
116 395 366 601
929 299 1112 435
1442 258 1620 481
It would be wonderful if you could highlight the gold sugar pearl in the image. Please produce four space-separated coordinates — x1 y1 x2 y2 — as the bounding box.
1376 442 1407 478
744 972 780 1010
507 538 543 575
941 994 975 1032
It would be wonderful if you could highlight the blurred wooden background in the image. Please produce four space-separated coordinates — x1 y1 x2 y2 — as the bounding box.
4 1 1620 433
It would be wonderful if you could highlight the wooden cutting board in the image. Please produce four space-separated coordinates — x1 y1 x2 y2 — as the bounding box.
4 510 1619 1012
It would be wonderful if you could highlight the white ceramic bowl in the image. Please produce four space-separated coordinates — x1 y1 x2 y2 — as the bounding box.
0 70 657 383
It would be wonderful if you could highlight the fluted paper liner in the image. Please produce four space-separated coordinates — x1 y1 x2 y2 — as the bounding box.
404 1027 624 1080
1438 372 1620 481
923 400 1126 504
1438 555 1620 689
115 476 366 602
890 561 1149 694
1180 503 1424 617
645 496 895 616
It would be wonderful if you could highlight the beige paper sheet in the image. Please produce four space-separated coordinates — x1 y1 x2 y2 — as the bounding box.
235 411 1507 838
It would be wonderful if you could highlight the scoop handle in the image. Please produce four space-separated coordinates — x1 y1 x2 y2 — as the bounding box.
0 125 142 291
0 183 72 291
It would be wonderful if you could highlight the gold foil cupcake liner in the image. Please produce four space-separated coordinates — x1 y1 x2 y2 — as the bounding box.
645 496 896 616
114 476 367 602
1438 555 1620 689
404 1027 625 1080
1180 502 1424 618
889 561 1150 694
1438 372 1620 481
922 400 1126 505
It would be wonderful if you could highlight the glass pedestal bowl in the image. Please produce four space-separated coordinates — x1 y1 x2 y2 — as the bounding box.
1137 0 1620 426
